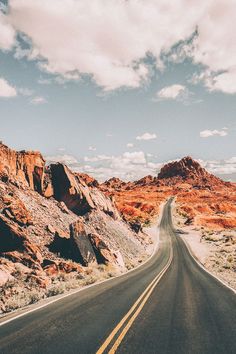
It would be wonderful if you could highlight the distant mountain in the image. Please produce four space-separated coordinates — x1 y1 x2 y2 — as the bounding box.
157 156 227 188
100 156 236 230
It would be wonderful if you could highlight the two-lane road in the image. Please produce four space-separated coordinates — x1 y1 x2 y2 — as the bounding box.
0 200 236 354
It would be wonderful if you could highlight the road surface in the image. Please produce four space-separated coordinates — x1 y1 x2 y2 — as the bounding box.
0 199 236 354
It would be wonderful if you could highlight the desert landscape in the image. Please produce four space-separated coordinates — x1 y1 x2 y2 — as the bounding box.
0 144 235 315
0 142 153 314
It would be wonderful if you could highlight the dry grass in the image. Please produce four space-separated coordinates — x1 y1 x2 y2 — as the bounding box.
0 263 125 314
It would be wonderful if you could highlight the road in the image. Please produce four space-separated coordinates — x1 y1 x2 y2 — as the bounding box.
0 199 236 354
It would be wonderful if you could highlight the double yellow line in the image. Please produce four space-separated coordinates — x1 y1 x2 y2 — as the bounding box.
96 244 173 354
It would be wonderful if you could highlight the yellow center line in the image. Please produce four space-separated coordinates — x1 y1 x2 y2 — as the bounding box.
96 244 173 354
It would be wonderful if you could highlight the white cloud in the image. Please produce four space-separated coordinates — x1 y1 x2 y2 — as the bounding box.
127 143 134 148
0 10 15 50
81 151 152 181
0 78 17 97
200 129 228 138
30 96 47 105
5 1 236 93
136 132 157 141
45 154 78 166
38 78 52 85
203 158 236 179
88 146 96 151
84 154 111 162
5 0 204 91
122 151 146 164
156 84 188 100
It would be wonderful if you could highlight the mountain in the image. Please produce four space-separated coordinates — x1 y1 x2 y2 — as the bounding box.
157 156 226 188
0 143 150 314
158 156 209 179
101 156 236 230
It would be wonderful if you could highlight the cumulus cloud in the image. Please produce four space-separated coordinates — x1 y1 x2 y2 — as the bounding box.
202 158 236 180
200 128 228 138
0 78 17 97
45 154 78 166
156 84 189 101
3 1 235 93
136 132 156 141
30 96 47 105
88 146 96 151
127 143 134 148
84 154 111 162
45 151 236 182
1 1 213 91
0 10 15 50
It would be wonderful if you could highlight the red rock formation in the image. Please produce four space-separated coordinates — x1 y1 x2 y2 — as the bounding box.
50 163 96 215
102 156 236 230
70 219 97 266
101 177 127 190
0 143 45 192
0 214 43 268
50 163 120 219
157 156 224 188
76 172 99 187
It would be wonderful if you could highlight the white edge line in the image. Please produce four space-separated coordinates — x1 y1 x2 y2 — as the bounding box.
181 235 236 295
0 203 166 327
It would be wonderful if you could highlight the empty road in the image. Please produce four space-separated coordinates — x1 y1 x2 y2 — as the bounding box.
0 199 236 354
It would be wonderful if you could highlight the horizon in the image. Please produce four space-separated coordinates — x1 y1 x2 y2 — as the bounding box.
1 140 235 183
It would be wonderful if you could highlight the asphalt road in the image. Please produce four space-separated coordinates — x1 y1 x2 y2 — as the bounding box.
0 199 236 354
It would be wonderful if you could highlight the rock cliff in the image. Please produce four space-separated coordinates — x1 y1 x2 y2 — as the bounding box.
0 143 149 314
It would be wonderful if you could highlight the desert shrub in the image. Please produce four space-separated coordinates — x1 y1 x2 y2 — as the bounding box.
46 283 66 297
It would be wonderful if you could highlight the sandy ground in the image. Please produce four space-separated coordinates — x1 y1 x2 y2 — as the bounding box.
173 205 236 291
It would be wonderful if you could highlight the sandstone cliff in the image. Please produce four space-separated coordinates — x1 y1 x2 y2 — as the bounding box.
0 143 45 192
0 143 150 314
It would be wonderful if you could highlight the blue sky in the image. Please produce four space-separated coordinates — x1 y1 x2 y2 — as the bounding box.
0 0 236 181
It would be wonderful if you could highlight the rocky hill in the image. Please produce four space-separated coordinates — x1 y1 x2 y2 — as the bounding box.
157 156 228 189
0 143 151 314
102 156 236 230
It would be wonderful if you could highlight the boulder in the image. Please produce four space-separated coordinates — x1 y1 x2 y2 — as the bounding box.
49 163 120 219
89 232 125 268
50 163 95 215
0 214 43 268
70 220 97 266
2 194 32 226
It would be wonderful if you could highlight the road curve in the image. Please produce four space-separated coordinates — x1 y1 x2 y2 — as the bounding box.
0 199 236 354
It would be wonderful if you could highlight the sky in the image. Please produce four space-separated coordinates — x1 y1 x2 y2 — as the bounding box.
0 0 236 181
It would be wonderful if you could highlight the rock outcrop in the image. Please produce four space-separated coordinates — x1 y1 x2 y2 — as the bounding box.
101 177 127 190
49 163 120 219
50 163 95 215
0 143 45 192
101 156 236 230
157 156 224 188
0 142 151 313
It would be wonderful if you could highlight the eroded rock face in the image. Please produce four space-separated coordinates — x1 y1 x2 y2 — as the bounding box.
0 214 43 268
50 163 96 215
49 163 120 219
1 194 32 226
75 173 99 187
0 143 45 192
89 233 125 268
70 220 97 266
49 219 97 266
